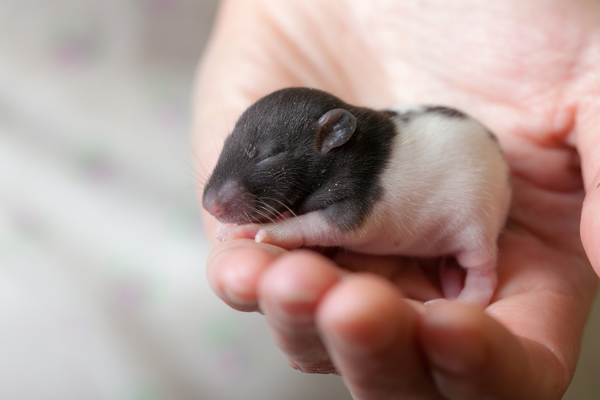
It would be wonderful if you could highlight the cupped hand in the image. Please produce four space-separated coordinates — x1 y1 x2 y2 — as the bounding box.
194 0 600 398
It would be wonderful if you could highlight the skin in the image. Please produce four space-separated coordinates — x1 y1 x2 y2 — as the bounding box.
194 0 600 399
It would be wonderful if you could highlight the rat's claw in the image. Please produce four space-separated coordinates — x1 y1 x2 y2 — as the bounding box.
216 223 236 234
255 229 268 243
215 224 261 242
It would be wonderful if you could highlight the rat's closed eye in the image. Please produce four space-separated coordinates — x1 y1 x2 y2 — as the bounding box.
243 143 284 161
256 146 286 164
256 152 287 167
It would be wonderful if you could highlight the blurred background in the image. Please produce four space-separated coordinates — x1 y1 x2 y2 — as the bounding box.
0 0 597 399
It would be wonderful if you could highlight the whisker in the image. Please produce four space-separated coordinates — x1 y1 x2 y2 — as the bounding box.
262 201 289 220
176 157 207 186
261 196 298 218
249 214 263 224
256 205 279 220
176 127 212 182
243 211 260 225
257 200 281 218
253 208 273 223
241 191 258 202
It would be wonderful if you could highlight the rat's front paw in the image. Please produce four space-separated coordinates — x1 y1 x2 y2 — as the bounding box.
216 223 304 249
215 223 289 247
215 224 262 242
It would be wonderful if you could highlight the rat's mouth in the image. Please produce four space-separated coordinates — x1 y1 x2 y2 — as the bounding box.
250 196 300 223
204 181 300 225
246 208 295 224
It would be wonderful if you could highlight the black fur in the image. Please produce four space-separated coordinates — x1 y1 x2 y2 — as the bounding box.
203 88 397 231
423 106 498 141
424 106 467 118
485 129 498 141
388 109 416 124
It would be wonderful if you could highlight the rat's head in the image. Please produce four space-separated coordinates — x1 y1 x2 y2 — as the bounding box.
202 87 358 224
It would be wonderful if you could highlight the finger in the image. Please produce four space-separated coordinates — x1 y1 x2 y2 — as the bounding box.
206 239 286 312
258 250 343 374
582 185 600 276
316 274 439 400
576 98 600 276
419 302 570 400
332 252 443 302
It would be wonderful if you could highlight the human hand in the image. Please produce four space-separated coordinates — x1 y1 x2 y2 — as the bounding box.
194 0 599 398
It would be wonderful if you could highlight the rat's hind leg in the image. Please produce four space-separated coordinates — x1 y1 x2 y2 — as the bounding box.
439 257 465 300
456 264 497 306
453 246 498 307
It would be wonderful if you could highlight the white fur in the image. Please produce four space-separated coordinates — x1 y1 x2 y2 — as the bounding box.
353 106 511 260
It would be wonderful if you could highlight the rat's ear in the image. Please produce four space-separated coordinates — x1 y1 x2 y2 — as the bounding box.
316 109 357 154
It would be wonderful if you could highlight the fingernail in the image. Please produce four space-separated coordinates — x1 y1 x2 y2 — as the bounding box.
424 315 487 374
265 276 321 325
223 286 253 305
424 298 447 307
222 266 255 303
321 303 404 353
264 295 317 328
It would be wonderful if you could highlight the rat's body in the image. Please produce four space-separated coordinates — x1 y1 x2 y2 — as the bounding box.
203 88 511 306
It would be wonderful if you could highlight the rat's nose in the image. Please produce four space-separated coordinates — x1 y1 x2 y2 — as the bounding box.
202 180 249 223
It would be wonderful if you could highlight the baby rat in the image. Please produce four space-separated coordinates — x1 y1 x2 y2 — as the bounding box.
202 87 511 306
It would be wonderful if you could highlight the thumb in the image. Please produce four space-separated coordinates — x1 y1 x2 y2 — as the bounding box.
581 185 600 275
577 100 600 276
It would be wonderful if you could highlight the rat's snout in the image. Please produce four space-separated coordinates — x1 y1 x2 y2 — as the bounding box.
202 180 252 223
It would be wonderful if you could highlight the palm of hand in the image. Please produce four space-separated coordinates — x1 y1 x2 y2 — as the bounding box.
196 1 599 398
